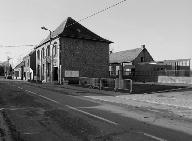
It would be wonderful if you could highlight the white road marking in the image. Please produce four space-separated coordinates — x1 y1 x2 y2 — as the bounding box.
137 132 167 141
23 132 40 135
24 90 59 104
66 105 119 125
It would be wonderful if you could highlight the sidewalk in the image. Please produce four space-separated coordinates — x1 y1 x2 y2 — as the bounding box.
24 81 192 119
27 82 121 96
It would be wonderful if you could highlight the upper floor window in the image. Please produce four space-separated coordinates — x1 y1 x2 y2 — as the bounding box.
37 50 40 60
141 57 144 62
47 45 50 57
53 42 57 57
27 59 29 67
42 48 45 59
41 50 43 60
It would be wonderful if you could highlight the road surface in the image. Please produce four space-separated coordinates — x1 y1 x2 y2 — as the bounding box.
0 79 192 141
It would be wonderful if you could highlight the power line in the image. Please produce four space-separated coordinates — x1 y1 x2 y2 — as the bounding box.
65 0 127 28
0 44 36 48
79 0 127 22
1 0 127 48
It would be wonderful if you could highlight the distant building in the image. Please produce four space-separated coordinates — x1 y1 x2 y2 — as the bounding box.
109 45 153 78
14 61 24 79
35 17 112 83
23 50 36 80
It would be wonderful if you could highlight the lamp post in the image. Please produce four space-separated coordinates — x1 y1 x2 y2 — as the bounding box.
41 26 52 82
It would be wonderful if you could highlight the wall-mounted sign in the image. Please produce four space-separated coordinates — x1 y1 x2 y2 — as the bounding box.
65 70 79 77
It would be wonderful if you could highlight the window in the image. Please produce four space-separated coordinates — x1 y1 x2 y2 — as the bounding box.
47 45 50 56
53 42 57 57
47 63 50 76
116 66 120 75
37 50 40 60
41 50 43 60
27 59 29 67
42 48 45 59
141 57 144 62
37 65 40 76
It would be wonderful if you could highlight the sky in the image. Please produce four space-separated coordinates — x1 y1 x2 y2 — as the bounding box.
0 0 191 67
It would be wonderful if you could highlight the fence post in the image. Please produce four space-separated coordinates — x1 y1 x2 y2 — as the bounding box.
99 78 102 90
130 79 132 93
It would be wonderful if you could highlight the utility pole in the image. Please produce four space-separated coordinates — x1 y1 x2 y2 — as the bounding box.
4 56 12 78
41 26 52 83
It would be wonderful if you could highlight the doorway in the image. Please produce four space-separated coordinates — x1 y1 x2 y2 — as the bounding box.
53 67 58 81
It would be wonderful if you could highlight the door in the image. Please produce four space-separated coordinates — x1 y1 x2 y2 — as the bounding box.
53 67 58 81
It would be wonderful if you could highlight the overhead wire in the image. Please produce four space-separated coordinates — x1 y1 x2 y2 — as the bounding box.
0 0 127 48
65 0 127 28
0 44 35 48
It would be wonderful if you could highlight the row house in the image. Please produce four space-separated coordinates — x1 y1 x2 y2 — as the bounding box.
23 50 36 80
14 50 36 80
35 17 112 83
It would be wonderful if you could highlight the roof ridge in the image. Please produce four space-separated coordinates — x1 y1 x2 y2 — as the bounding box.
109 47 144 63
112 48 143 54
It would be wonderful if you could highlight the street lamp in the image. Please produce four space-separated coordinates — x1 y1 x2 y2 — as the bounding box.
41 26 52 83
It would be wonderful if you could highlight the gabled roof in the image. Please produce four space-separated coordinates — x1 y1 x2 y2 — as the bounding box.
37 17 112 48
110 48 143 63
14 61 24 69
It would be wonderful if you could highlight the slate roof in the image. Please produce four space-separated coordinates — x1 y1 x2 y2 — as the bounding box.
14 61 24 69
109 48 143 63
37 17 112 48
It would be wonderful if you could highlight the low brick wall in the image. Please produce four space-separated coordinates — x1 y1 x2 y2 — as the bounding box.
158 76 192 84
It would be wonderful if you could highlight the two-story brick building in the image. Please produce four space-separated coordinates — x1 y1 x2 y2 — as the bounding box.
35 17 112 83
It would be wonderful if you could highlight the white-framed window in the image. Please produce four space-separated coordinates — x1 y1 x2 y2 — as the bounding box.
116 66 120 75
53 43 57 57
37 50 40 60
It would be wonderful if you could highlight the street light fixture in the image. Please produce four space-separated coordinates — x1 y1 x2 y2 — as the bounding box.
41 26 52 38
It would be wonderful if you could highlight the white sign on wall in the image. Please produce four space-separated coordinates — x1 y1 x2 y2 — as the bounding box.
65 70 79 77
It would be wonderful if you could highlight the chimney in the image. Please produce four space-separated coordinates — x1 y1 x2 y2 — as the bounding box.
141 44 145 49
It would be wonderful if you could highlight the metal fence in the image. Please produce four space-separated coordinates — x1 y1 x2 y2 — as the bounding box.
79 77 132 93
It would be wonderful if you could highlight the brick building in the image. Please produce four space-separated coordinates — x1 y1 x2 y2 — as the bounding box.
109 45 153 78
23 50 36 80
35 17 112 83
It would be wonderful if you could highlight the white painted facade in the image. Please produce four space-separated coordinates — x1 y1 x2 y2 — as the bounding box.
35 38 61 83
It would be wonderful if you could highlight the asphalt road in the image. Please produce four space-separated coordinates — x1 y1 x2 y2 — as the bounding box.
0 79 192 141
